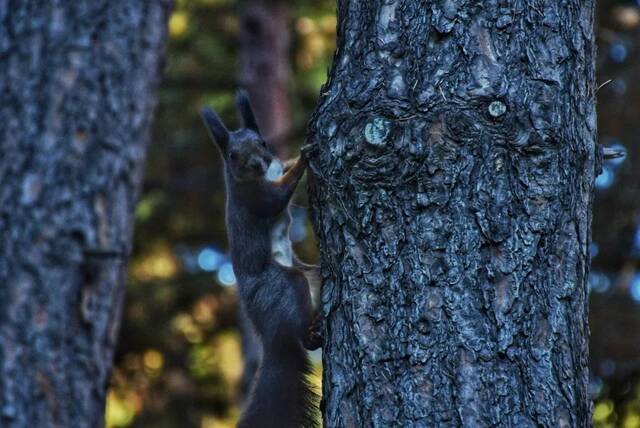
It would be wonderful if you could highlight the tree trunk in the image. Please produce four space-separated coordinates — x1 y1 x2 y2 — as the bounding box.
239 0 291 157
0 2 170 427
307 1 596 427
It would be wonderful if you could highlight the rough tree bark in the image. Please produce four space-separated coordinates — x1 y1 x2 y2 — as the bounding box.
237 0 292 402
0 2 170 427
307 1 597 427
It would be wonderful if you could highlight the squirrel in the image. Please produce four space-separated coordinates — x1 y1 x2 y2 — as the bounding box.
201 90 322 428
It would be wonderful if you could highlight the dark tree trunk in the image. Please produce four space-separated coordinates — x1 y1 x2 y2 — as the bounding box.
307 1 597 427
0 2 170 427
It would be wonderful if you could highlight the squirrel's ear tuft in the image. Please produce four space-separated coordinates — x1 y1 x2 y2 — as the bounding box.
201 107 229 152
235 89 261 134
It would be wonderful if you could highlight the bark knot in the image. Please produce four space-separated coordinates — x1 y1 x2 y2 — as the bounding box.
364 118 391 146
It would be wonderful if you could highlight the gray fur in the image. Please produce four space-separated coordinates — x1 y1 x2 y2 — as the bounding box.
200 92 321 428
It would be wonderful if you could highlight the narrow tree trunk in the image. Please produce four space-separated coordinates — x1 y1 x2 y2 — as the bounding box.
0 2 170 427
307 1 596 426
239 0 291 157
237 0 292 402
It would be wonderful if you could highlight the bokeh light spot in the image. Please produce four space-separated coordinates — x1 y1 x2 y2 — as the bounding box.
217 262 236 287
630 274 640 303
593 400 614 423
143 349 164 372
169 12 188 38
589 272 611 294
590 243 599 259
595 166 615 190
610 42 628 63
624 413 640 428
197 247 224 272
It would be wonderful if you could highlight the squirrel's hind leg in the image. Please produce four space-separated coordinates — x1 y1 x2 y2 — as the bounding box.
287 269 323 351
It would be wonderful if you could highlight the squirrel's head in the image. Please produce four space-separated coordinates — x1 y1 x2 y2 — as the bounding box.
201 90 275 182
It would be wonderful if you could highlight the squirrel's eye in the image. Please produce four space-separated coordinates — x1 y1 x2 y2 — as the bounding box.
261 140 267 148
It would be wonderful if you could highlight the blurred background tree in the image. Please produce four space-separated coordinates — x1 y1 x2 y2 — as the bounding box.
106 0 640 427
0 2 169 427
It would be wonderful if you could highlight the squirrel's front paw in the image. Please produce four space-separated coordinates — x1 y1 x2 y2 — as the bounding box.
302 314 323 351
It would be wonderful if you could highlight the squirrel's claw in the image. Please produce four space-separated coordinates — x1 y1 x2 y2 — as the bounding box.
303 314 323 351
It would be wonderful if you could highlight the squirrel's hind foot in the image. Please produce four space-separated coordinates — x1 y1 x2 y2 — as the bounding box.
302 313 323 351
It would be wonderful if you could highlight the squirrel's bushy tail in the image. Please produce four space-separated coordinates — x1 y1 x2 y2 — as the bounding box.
238 341 319 428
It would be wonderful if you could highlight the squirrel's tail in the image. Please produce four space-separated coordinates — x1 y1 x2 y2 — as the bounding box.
238 341 319 428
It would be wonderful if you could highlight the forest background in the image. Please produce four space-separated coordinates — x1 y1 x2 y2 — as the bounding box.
106 0 640 427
